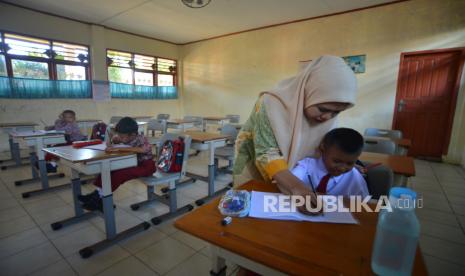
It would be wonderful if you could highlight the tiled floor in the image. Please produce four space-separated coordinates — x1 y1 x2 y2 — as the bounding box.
0 149 464 275
0 150 237 276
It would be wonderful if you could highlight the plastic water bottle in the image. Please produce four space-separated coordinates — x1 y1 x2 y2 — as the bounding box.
371 187 420 276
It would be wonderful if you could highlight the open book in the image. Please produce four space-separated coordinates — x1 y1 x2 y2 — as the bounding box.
84 143 131 151
249 191 358 224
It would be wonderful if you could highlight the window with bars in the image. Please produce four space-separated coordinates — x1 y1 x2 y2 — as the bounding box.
106 49 177 87
0 32 89 80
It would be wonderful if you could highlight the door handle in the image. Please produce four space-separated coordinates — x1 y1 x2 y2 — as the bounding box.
398 99 406 112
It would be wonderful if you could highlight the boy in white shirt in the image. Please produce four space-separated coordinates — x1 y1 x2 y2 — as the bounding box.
291 128 369 197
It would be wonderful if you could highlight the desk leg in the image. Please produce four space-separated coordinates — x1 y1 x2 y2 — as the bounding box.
78 160 150 259
1 139 27 170
194 142 231 206
211 245 227 276
10 137 22 165
30 150 39 179
51 169 97 231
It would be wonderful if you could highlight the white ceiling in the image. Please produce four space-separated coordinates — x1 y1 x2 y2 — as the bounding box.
5 0 399 44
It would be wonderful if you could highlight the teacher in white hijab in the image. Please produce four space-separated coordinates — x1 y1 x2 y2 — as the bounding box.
233 55 357 208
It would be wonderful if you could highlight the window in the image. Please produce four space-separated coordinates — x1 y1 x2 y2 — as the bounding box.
0 32 90 80
107 49 177 87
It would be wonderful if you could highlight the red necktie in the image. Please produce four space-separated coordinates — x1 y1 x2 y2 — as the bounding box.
316 174 331 194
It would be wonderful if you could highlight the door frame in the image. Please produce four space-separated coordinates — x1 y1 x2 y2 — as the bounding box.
392 47 465 155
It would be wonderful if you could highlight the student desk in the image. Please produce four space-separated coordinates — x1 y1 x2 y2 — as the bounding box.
202 116 230 131
360 152 415 187
364 136 412 155
359 152 415 177
182 131 231 204
76 119 101 137
44 145 150 258
10 130 69 198
0 122 38 169
175 180 427 276
166 119 196 132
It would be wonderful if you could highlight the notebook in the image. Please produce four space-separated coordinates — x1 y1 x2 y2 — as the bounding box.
249 191 358 224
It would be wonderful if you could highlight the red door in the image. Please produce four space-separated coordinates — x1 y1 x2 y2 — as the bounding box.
393 48 464 159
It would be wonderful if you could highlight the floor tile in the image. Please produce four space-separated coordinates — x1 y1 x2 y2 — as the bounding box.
89 208 144 233
0 227 48 258
66 245 130 276
451 204 465 216
0 197 19 211
0 206 28 223
420 220 465 245
165 252 211 276
52 225 105 257
0 242 62 276
22 196 68 215
420 235 465 266
136 236 196 274
0 215 36 239
118 227 167 254
97 256 157 276
424 254 465 276
171 230 209 251
29 205 75 225
29 259 77 276
416 208 461 228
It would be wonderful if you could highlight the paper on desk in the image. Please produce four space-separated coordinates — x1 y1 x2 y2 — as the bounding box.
249 191 358 224
84 143 131 151
11 130 65 137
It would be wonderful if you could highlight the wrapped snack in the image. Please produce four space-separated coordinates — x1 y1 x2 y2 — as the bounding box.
218 190 251 217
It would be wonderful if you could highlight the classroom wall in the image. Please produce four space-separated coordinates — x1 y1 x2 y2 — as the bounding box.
0 3 181 150
180 0 465 164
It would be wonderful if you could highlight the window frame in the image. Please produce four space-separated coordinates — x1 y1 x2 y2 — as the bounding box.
106 48 177 87
0 30 91 81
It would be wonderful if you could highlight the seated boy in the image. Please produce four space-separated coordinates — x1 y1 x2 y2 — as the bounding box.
291 127 369 197
78 117 155 211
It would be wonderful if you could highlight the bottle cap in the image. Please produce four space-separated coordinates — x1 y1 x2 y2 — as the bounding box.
390 187 417 200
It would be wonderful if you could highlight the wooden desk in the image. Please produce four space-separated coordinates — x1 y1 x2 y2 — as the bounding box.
203 116 230 131
181 131 231 204
175 180 427 275
167 119 196 131
10 130 67 197
44 145 149 258
0 122 38 167
360 152 416 177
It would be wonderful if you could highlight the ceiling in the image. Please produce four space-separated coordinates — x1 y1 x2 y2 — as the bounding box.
4 0 400 44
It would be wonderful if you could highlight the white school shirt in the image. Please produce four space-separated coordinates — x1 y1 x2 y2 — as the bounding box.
291 157 369 197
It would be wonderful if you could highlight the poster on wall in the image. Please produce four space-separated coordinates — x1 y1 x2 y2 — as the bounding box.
92 80 110 102
299 55 366 73
342 55 366 73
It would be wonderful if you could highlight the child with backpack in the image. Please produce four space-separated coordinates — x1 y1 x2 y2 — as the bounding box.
78 117 155 211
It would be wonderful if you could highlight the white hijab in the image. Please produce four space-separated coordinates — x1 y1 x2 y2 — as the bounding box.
262 55 358 168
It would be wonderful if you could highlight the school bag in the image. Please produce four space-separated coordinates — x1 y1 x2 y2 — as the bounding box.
91 122 107 141
157 137 185 173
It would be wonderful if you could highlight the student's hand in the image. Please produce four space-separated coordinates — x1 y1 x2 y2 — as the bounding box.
290 184 322 216
273 170 322 215
105 147 121 153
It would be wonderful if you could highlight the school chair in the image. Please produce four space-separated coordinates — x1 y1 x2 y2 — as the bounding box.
214 124 238 175
156 113 170 120
183 115 203 131
364 128 403 140
366 165 394 199
226 114 240 123
363 139 397 155
131 133 194 225
109 116 123 125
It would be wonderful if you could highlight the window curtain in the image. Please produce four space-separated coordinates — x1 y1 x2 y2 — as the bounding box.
110 82 178 100
0 76 91 98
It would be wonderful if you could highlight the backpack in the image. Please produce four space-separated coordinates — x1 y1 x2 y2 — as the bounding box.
91 122 107 141
157 137 185 173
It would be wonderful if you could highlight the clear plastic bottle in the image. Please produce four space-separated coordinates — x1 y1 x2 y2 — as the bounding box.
371 187 420 276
